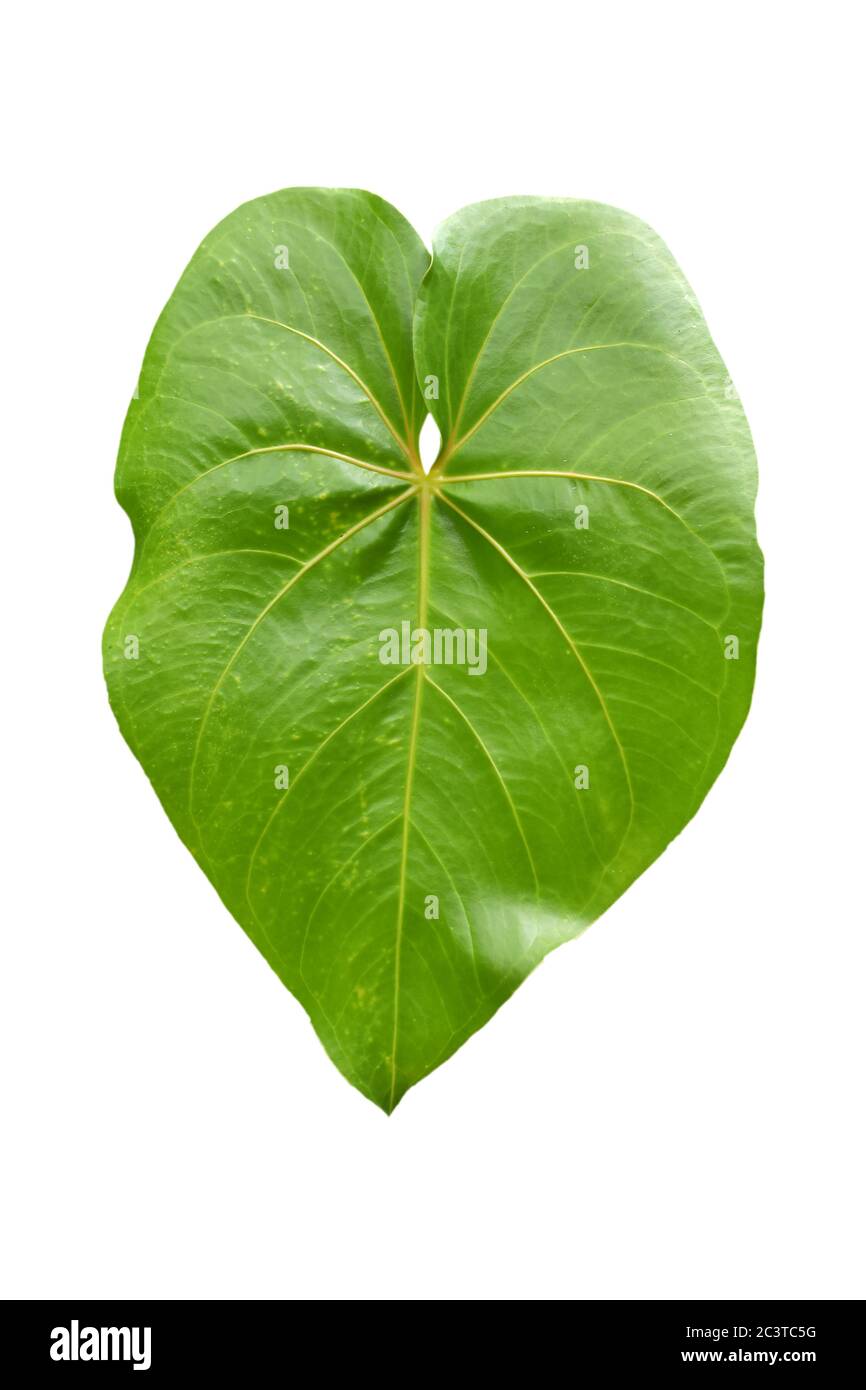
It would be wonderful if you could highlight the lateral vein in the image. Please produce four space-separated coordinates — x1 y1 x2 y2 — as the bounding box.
188 486 417 829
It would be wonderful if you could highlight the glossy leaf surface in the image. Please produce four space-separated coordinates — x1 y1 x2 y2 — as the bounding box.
104 190 762 1110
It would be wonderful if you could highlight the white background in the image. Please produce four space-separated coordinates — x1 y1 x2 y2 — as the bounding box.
2 0 863 1300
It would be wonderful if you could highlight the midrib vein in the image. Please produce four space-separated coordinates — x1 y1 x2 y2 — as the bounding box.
389 486 430 1111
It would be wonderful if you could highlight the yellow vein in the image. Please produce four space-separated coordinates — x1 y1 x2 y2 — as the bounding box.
142 443 415 552
366 202 430 441
295 816 403 998
606 694 709 759
440 467 722 575
248 313 417 465
526 570 720 632
410 820 481 990
449 236 587 441
277 215 416 444
439 492 636 829
245 667 413 915
389 487 430 1112
428 595 606 872
143 310 416 466
439 242 468 427
448 341 700 458
134 447 412 566
188 486 417 827
449 223 674 447
570 392 706 471
579 642 720 699
125 547 303 604
424 673 540 899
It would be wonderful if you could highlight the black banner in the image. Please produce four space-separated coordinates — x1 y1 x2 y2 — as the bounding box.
1 1300 861 1374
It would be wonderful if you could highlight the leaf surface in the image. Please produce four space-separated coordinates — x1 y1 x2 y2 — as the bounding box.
105 190 762 1110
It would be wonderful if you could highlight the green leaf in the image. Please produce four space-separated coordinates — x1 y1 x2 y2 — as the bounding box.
104 189 762 1111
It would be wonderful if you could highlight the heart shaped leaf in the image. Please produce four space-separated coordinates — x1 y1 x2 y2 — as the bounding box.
104 190 762 1110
